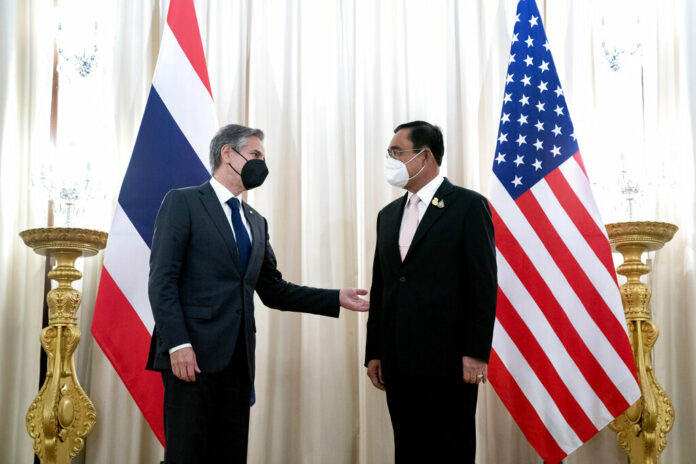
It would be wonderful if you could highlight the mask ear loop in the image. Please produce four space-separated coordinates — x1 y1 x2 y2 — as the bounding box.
403 148 425 165
227 145 249 177
405 149 427 180
232 147 250 162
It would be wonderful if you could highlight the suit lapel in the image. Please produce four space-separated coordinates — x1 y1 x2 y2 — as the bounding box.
405 178 454 262
198 182 241 274
382 193 408 270
242 201 264 278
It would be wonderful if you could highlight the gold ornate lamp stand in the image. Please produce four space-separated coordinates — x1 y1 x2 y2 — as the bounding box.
606 221 677 464
20 227 108 464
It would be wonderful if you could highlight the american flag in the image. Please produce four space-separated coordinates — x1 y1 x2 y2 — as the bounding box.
486 1 641 462
91 0 217 444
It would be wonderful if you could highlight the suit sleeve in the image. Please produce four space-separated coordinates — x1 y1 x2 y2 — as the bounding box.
148 189 191 350
364 212 383 366
462 195 497 362
255 218 340 317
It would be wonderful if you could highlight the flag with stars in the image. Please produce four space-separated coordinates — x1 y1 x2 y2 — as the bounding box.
486 1 640 462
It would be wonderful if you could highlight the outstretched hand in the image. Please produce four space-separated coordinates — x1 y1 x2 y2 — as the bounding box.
339 288 369 312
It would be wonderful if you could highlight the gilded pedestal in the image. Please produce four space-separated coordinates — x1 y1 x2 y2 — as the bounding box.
20 227 108 464
606 221 677 464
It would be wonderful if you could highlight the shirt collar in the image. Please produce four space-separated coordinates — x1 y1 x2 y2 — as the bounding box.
407 174 445 208
210 176 243 208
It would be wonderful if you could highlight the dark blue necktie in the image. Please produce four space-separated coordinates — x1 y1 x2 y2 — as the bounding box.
226 197 251 275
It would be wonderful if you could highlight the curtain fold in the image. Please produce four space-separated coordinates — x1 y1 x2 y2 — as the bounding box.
1 1 694 463
0 1 55 463
642 2 696 463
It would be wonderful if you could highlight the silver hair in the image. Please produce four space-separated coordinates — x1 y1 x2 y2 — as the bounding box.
209 124 265 171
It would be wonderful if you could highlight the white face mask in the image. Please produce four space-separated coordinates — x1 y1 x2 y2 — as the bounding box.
384 149 426 188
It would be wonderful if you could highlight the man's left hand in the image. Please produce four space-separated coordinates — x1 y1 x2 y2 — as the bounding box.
462 356 487 384
339 289 369 312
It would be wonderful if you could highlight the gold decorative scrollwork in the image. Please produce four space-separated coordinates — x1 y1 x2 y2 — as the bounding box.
20 227 107 464
606 221 677 464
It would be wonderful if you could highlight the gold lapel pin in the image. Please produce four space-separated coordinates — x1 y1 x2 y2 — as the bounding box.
432 198 439 206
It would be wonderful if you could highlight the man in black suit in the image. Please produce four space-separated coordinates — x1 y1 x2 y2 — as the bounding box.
146 124 369 463
365 121 497 463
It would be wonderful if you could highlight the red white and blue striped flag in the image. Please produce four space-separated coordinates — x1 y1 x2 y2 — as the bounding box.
91 0 217 444
487 1 640 462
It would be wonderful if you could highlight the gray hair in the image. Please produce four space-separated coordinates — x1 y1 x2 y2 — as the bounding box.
209 124 265 171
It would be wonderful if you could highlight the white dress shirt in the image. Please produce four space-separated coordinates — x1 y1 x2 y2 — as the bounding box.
399 174 445 232
209 176 253 244
169 177 253 355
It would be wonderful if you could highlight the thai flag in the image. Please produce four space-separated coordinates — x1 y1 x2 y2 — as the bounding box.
91 0 217 444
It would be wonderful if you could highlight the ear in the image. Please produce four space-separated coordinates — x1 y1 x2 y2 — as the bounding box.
425 148 439 167
220 144 234 163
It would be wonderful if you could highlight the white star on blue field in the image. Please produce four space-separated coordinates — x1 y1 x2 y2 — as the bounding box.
493 0 579 200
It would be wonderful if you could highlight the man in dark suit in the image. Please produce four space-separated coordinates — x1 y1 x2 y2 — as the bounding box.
146 124 369 463
365 121 497 463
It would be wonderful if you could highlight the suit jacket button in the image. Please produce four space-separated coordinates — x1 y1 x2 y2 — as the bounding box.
399 276 406 283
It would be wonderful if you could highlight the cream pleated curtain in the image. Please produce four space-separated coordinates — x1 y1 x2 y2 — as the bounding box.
0 1 54 464
1 0 695 463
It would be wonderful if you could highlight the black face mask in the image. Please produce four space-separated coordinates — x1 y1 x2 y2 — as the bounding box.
228 149 269 190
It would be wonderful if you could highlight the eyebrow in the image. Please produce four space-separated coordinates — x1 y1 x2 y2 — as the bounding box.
388 145 402 150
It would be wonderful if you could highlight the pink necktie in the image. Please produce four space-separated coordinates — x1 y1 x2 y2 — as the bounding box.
399 194 421 261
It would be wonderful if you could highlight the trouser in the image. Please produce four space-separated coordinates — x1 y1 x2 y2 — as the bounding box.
385 374 479 464
162 325 252 464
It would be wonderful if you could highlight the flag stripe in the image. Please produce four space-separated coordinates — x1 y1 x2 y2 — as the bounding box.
496 252 614 428
491 322 581 453
534 171 632 357
570 151 589 177
117 87 210 248
103 204 156 333
490 177 632 404
522 182 636 375
153 25 218 167
491 201 630 416
166 0 212 97
495 290 599 441
544 163 618 285
489 350 567 463
92 268 165 445
559 155 606 237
